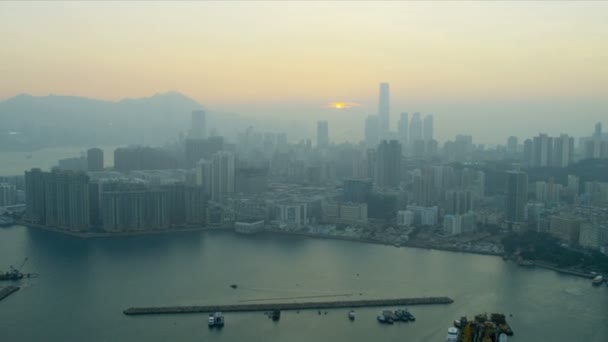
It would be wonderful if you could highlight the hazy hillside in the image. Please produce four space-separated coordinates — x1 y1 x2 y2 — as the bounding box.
0 92 206 151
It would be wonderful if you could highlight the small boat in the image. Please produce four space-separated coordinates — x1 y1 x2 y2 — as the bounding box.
518 260 534 267
453 319 461 328
592 275 604 286
213 312 224 328
499 333 508 342
272 309 281 321
348 310 355 321
446 327 459 342
207 314 215 327
230 284 238 289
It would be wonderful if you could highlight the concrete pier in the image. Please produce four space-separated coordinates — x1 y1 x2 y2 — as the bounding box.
0 286 20 302
124 296 453 315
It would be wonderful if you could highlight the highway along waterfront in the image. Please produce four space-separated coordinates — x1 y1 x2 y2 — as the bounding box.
0 226 606 342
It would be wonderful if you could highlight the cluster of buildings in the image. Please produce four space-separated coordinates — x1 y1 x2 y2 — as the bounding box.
16 82 608 256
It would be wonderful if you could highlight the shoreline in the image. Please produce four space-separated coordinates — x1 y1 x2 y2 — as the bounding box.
20 222 231 238
18 223 595 280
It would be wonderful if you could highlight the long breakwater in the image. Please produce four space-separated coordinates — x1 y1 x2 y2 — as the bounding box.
124 296 454 315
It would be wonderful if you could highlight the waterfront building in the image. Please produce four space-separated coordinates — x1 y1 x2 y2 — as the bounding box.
275 201 309 228
444 189 473 215
549 215 583 246
396 210 414 227
406 205 438 226
322 201 367 225
0 183 17 206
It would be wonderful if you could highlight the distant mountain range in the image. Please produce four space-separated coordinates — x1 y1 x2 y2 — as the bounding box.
0 92 241 151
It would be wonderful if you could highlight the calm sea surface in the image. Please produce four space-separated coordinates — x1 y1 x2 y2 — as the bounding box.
0 226 606 342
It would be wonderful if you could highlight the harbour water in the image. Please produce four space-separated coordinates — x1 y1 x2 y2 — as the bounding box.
0 225 606 342
0 146 118 176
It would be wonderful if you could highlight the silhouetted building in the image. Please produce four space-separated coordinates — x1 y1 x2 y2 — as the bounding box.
376 140 401 188
378 82 390 138
190 110 206 139
87 148 104 172
198 151 235 202
409 112 423 144
114 146 177 172
364 115 380 148
316 120 329 148
506 170 528 227
25 169 91 231
398 112 409 153
0 183 17 206
235 166 269 194
507 136 518 154
343 178 372 203
185 136 224 167
423 114 434 141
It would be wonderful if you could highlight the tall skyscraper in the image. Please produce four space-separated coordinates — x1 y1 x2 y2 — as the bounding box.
375 140 401 188
423 114 434 141
398 112 409 151
552 134 574 168
523 138 533 165
532 133 553 167
594 122 602 138
507 136 518 154
409 112 423 144
316 120 329 148
198 154 233 203
87 148 104 172
364 115 380 148
378 83 390 138
506 170 528 227
190 110 206 139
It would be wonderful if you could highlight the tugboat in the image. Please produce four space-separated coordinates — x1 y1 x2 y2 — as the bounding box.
271 309 281 321
348 310 355 321
377 311 394 324
213 312 225 328
592 275 604 286
0 267 24 281
446 327 459 342
0 258 37 281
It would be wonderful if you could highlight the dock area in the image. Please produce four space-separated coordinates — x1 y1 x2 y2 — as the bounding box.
124 296 453 315
0 286 20 302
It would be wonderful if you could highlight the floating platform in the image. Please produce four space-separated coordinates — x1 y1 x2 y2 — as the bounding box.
0 286 20 302
123 296 453 315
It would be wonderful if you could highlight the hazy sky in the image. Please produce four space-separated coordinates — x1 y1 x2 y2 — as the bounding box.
1 1 607 144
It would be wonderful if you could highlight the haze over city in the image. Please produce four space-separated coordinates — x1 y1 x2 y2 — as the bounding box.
1 2 608 342
1 1 608 144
